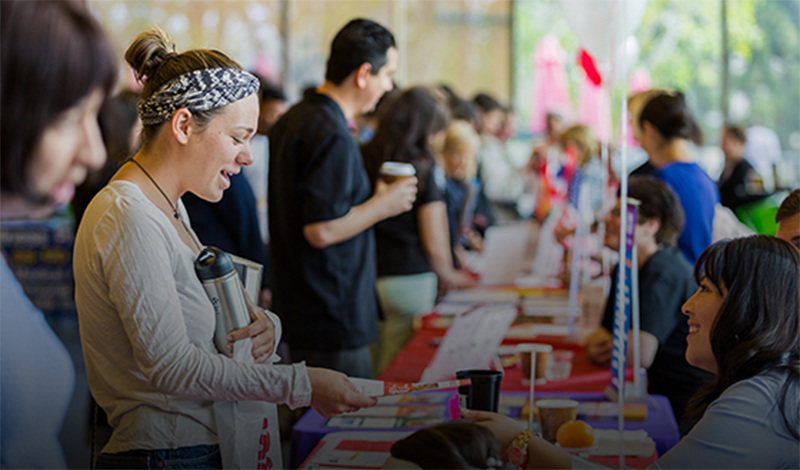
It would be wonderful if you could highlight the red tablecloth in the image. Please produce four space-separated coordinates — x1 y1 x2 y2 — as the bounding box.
380 315 634 392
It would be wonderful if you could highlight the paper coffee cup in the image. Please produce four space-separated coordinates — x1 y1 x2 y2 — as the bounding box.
517 343 553 381
537 399 579 443
379 161 416 183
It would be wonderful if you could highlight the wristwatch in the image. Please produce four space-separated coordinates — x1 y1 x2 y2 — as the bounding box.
507 429 536 469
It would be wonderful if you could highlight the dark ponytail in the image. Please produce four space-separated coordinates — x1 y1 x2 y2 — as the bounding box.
639 92 703 145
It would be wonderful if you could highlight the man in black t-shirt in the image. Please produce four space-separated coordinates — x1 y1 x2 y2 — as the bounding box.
718 124 769 211
268 19 417 378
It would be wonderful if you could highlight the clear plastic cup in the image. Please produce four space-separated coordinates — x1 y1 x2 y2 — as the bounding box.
546 350 574 381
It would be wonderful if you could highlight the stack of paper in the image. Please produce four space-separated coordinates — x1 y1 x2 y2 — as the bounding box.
442 289 520 304
592 430 655 457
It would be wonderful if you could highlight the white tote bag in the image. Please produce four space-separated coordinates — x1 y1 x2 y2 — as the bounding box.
214 337 283 469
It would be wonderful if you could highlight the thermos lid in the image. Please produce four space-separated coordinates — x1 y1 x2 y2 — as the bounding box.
194 246 235 280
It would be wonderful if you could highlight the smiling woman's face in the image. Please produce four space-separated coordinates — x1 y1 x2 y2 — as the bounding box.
681 276 727 374
26 88 107 210
184 93 259 202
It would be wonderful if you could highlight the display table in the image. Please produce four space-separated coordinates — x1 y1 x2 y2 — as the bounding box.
379 314 634 392
293 391 680 469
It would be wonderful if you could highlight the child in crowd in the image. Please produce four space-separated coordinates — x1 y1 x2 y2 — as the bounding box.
442 120 484 268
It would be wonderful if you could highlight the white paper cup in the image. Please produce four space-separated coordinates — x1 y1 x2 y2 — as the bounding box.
379 162 416 183
517 343 553 381
537 398 579 443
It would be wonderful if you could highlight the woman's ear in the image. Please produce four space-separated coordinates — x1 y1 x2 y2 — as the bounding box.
171 108 193 145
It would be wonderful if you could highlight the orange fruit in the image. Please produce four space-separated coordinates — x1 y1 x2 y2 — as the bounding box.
556 420 595 448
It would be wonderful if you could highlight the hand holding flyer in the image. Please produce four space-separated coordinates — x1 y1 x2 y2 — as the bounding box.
349 378 471 397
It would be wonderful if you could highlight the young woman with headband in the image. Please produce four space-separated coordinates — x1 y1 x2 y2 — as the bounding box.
73 29 374 468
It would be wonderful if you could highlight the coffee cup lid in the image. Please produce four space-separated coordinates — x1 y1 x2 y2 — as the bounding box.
516 343 553 353
380 161 416 176
536 399 579 409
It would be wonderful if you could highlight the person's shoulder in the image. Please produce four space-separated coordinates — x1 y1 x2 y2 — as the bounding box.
717 370 797 416
642 247 694 285
78 181 170 246
280 95 346 132
734 158 756 173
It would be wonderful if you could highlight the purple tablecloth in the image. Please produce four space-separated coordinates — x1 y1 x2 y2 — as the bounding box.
290 391 680 468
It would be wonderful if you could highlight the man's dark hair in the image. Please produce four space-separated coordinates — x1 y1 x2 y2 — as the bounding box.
259 81 287 104
325 19 395 85
624 176 685 247
776 188 800 223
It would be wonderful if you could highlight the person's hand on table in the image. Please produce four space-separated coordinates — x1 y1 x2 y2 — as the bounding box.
464 409 573 469
462 408 525 460
585 328 612 367
226 286 276 364
306 367 378 418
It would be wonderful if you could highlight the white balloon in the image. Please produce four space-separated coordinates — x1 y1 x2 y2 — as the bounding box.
614 36 641 82
559 0 648 63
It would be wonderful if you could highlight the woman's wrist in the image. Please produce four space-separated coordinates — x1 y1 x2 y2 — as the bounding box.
507 429 537 469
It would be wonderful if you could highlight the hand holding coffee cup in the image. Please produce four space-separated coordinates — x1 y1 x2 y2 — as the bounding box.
379 161 416 183
375 161 418 217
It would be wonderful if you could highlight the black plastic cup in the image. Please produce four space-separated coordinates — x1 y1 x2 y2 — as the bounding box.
456 369 503 412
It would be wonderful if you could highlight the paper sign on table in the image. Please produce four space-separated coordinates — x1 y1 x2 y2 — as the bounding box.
421 305 517 382
348 378 470 397
479 224 531 285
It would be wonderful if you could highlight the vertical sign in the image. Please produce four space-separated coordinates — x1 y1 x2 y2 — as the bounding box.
609 201 638 396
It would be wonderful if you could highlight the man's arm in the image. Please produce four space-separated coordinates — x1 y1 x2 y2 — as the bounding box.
303 177 418 249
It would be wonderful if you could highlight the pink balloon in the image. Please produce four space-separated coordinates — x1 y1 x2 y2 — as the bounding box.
529 35 572 133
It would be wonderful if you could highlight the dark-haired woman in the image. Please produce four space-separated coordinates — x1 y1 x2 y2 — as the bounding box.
73 29 375 468
467 235 799 469
0 1 117 467
638 92 719 265
585 176 713 433
362 87 477 376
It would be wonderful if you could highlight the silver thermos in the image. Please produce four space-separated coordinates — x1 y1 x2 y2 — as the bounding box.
195 247 250 354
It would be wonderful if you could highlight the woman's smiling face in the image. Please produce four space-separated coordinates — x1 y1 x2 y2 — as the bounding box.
185 94 258 202
681 276 727 374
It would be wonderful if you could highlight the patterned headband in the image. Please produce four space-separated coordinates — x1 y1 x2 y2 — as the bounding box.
138 68 260 126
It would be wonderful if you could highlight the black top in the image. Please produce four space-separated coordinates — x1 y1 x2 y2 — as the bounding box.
268 91 378 351
183 173 268 287
718 158 769 211
602 247 713 424
630 160 657 177
364 158 445 277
